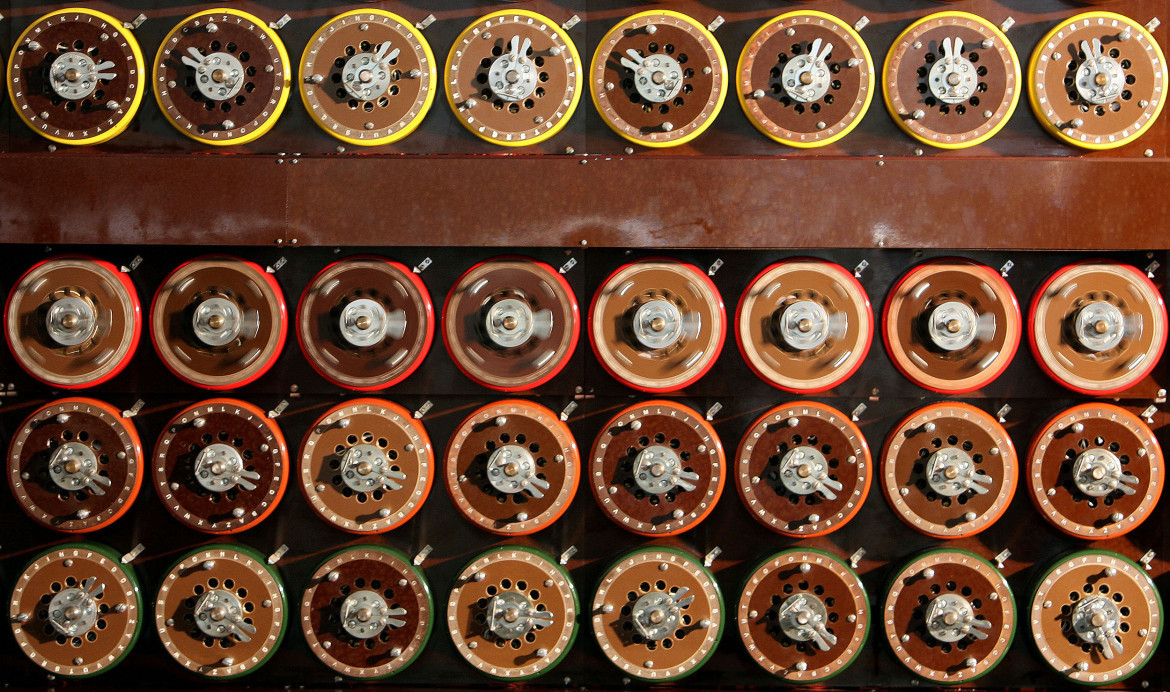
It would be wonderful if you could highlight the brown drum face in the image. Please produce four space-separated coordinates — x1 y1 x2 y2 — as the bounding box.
301 547 431 679
737 261 872 392
1029 551 1161 685
443 260 579 391
591 401 724 536
884 13 1019 147
151 258 286 389
883 550 1015 684
445 401 578 535
590 261 725 392
591 547 723 682
883 260 1020 393
737 550 868 681
1030 263 1166 395
736 402 870 537
8 398 143 532
298 259 433 390
882 403 1017 539
1027 404 1162 539
592 11 727 146
153 399 288 534
300 399 432 534
154 545 286 678
6 258 140 388
447 547 577 680
154 10 289 145
738 12 874 147
1030 13 1166 148
9 544 142 677
7 10 143 145
300 11 435 145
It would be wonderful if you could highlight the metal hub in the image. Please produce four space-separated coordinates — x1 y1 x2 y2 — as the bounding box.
1072 448 1138 497
928 37 978 104
48 442 109 495
184 49 245 101
486 444 547 497
340 443 405 494
50 51 115 100
777 593 837 651
45 296 98 347
631 299 685 350
781 38 833 103
488 36 539 102
777 300 832 351
622 49 683 103
631 588 691 641
193 443 258 493
47 579 102 637
1073 301 1126 353
778 446 843 500
342 42 399 101
484 298 546 349
1071 595 1124 659
633 445 697 495
341 589 406 639
1075 38 1125 105
191 297 243 347
924 593 990 643
193 589 255 641
925 447 992 497
339 298 405 348
487 590 553 639
927 301 980 351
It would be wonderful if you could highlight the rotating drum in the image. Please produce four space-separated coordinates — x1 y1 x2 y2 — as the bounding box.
151 257 286 390
9 543 143 678
883 12 1021 148
1029 12 1167 150
883 259 1021 393
736 402 870 537
591 10 727 147
882 549 1015 684
737 11 875 147
5 257 140 388
297 258 433 390
442 259 579 391
299 10 436 146
299 399 432 534
153 399 288 534
736 260 872 392
591 546 723 682
591 400 724 536
155 544 287 678
8 398 143 533
447 546 577 680
444 10 582 147
301 546 432 679
1029 550 1162 685
881 403 1017 539
590 260 725 392
737 548 869 682
1026 403 1162 539
1029 262 1166 395
6 9 145 145
445 400 578 535
153 9 291 145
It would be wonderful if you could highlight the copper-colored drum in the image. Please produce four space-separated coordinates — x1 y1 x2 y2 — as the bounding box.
300 546 432 679
8 398 143 533
737 548 869 681
445 400 578 535
153 399 288 534
881 403 1017 539
299 399 432 534
591 546 723 682
591 400 724 536
447 546 577 680
736 402 870 537
1026 403 1162 539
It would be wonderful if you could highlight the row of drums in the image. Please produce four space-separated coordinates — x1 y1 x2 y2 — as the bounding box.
3 7 1166 151
6 542 1162 685
5 255 1167 394
6 396 1163 540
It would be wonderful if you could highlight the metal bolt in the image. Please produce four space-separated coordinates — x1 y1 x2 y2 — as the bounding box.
922 568 935 579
